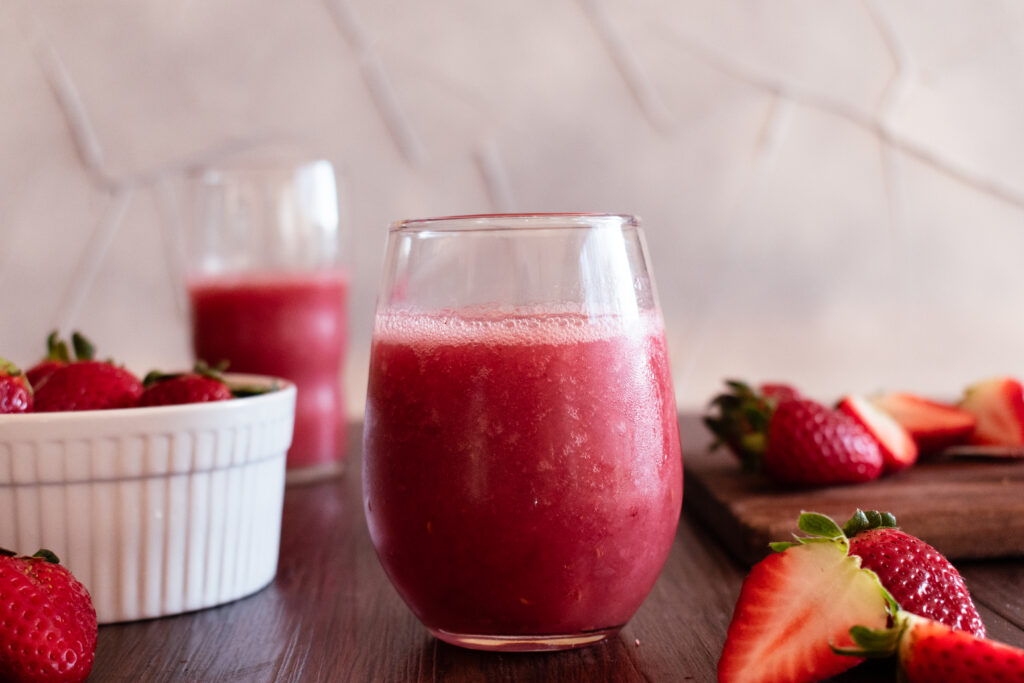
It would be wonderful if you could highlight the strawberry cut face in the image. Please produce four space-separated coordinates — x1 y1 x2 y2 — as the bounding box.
837 395 918 473
718 540 890 683
870 392 976 453
959 377 1024 447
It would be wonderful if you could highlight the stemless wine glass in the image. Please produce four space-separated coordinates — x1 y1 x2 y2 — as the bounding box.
363 213 683 652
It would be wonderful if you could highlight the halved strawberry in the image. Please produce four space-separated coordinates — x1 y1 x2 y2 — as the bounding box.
870 392 976 454
841 611 1024 682
958 377 1024 447
718 513 891 682
837 395 918 472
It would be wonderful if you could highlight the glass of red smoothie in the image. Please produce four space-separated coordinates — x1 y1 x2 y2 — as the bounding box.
363 213 682 651
186 156 349 483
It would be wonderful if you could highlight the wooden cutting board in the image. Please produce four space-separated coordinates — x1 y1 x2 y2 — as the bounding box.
679 414 1024 565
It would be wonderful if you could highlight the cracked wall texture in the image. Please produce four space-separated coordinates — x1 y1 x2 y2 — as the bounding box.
3 0 1023 411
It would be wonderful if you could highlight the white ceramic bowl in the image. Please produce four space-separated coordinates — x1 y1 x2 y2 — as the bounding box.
0 374 295 624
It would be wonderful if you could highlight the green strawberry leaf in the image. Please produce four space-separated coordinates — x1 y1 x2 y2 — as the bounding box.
31 549 60 564
798 512 844 539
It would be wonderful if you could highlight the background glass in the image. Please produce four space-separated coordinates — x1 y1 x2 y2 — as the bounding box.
186 156 349 482
363 213 683 651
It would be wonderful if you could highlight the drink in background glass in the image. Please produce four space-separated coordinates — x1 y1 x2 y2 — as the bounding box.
186 157 348 482
363 214 683 651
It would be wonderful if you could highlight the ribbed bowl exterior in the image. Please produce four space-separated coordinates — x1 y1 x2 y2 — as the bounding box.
0 376 296 624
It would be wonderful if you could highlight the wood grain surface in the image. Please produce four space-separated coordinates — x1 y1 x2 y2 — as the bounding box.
88 419 1024 682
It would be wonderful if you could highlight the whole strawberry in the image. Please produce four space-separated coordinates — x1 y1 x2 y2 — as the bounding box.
843 510 986 637
842 612 1024 682
138 363 233 407
705 380 884 486
34 360 143 412
0 359 32 413
25 331 93 390
0 549 97 683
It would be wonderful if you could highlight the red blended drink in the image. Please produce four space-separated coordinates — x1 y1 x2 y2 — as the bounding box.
189 271 349 472
186 157 347 480
363 214 682 651
365 309 682 648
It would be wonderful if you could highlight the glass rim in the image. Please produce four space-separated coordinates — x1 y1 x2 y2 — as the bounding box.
389 213 639 233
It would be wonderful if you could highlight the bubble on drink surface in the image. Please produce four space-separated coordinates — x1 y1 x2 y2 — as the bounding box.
373 303 663 349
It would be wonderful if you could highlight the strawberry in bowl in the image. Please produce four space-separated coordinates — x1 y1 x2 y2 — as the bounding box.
0 365 296 623
0 359 32 414
138 362 235 407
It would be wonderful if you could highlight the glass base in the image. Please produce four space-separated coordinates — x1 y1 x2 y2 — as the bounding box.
429 626 620 652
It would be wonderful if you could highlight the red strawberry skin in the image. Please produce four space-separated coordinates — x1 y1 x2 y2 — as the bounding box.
0 362 32 414
33 361 143 412
759 382 801 402
898 614 1024 682
764 399 884 486
0 377 31 413
138 374 232 407
0 552 97 683
26 360 65 390
849 528 985 637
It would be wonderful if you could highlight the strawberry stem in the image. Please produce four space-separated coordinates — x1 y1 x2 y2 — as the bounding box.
842 510 899 538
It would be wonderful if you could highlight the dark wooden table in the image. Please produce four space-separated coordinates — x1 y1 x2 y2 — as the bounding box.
91 420 1024 682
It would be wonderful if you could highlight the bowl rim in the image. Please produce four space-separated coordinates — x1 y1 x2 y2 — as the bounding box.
0 372 295 424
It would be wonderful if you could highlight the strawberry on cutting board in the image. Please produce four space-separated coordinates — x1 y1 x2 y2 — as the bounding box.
958 376 1024 447
718 513 891 682
0 549 97 683
841 611 1024 683
837 395 917 473
870 392 977 454
706 380 884 487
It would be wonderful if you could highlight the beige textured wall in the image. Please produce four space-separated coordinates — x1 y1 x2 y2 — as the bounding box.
4 1 1024 412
